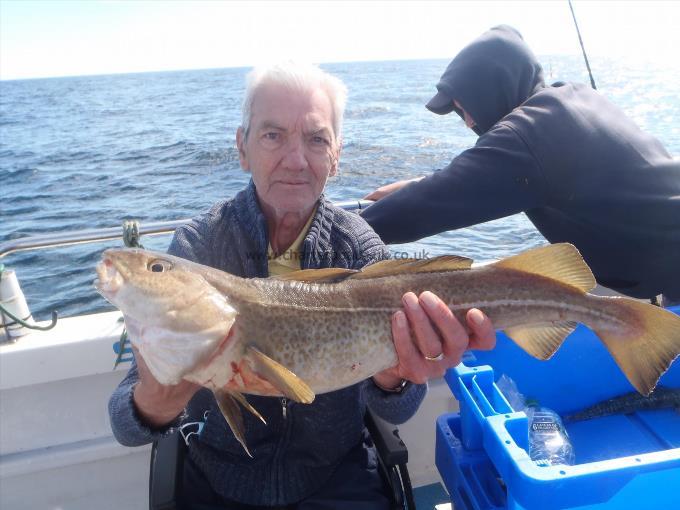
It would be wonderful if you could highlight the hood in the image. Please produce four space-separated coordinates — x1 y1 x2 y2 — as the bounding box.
426 25 545 135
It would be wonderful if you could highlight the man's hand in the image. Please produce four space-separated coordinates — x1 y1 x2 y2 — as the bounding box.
125 317 201 429
373 291 495 390
132 345 200 428
363 177 424 201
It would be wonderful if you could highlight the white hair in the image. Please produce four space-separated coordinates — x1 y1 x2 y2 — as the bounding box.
241 62 347 143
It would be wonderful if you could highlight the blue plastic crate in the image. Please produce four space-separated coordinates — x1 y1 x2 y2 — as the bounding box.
436 305 680 510
436 413 506 510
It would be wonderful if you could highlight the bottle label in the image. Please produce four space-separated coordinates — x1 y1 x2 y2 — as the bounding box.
531 418 559 432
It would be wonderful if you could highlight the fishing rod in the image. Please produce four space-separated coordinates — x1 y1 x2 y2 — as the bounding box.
568 0 597 90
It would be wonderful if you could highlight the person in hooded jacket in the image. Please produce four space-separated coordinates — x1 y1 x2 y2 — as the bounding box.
361 25 680 305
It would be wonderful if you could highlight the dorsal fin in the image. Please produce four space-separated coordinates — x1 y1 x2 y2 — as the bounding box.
492 243 596 292
349 255 473 280
271 255 473 284
272 267 358 283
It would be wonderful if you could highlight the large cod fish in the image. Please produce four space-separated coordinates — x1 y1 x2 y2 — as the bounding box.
95 243 680 455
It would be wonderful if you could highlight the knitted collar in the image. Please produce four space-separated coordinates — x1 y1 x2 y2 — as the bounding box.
233 180 336 273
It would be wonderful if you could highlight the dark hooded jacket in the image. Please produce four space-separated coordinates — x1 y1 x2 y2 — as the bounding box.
362 25 680 299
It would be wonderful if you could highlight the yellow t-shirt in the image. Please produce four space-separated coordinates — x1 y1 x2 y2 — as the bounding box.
267 208 317 276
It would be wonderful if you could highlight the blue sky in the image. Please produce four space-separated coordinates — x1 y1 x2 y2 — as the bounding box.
1 0 679 80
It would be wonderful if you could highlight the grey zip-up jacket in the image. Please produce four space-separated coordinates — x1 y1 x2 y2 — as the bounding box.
108 181 427 505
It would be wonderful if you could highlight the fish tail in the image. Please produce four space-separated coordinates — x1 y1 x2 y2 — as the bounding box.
593 299 680 395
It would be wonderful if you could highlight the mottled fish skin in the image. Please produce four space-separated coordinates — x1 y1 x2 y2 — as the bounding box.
229 268 621 394
564 387 680 422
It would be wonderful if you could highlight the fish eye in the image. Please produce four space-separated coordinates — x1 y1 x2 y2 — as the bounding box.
148 259 173 273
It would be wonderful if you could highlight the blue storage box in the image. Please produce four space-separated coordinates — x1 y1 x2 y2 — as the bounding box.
436 305 680 509
436 413 506 510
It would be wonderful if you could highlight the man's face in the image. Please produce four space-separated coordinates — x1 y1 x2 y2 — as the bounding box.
237 82 339 217
454 99 476 130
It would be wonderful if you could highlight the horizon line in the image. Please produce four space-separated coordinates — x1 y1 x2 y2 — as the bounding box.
0 51 650 83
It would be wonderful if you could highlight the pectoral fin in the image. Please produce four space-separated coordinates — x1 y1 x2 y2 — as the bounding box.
230 390 267 425
247 346 315 404
214 390 252 458
505 321 578 360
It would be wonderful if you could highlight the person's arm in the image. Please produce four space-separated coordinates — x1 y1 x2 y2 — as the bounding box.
108 358 153 447
363 176 425 201
361 125 547 244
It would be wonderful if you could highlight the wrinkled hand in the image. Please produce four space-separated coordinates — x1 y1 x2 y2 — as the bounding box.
373 291 496 389
126 318 200 428
363 177 424 201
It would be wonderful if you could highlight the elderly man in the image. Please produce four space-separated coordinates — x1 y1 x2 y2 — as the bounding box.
109 62 495 509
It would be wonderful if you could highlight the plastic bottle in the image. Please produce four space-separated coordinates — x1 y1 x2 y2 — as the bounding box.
525 406 576 466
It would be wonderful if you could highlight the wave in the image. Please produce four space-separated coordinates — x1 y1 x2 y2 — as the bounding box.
2 166 37 183
345 105 395 119
40 150 100 164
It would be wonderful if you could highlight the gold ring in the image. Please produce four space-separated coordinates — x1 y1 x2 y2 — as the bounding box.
424 352 444 362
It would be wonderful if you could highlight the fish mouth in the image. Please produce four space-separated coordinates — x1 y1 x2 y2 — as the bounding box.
94 257 124 297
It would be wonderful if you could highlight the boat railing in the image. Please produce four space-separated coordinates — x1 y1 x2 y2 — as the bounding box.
0 199 374 259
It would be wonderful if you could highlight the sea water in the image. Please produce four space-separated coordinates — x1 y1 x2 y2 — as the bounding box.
1 56 678 320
